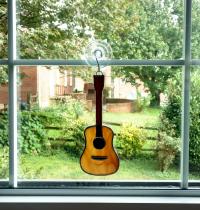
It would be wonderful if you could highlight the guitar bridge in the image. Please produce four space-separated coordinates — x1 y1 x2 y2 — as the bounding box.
91 156 108 160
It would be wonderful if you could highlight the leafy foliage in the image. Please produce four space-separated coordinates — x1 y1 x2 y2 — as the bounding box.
45 99 87 155
0 0 7 58
0 110 49 154
112 0 183 106
0 98 87 155
18 111 50 154
157 130 180 172
116 123 146 159
63 119 87 156
189 70 200 170
0 146 9 178
1 0 200 106
159 72 182 137
64 98 85 120
156 73 182 171
0 111 8 147
160 70 200 170
18 0 89 59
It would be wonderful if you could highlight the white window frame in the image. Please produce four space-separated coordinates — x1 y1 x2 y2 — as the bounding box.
1 0 200 196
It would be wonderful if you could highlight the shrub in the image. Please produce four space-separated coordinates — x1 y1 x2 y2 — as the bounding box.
0 146 9 178
0 111 8 147
65 98 85 119
32 98 86 126
116 123 146 159
19 111 50 154
0 110 49 154
51 98 86 120
157 131 180 172
0 99 87 156
32 106 67 127
63 119 87 156
136 89 151 111
160 70 200 170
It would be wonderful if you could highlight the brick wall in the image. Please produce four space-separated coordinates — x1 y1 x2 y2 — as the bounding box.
0 66 37 106
19 66 38 103
0 84 8 105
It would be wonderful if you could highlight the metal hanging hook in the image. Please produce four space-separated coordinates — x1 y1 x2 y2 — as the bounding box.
94 49 103 75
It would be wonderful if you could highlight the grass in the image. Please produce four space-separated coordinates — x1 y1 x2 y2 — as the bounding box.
47 107 160 137
46 107 160 140
19 150 181 180
1 107 200 180
46 107 160 152
18 150 200 180
81 107 161 134
103 107 161 127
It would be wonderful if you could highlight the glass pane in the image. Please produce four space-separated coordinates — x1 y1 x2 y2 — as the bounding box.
17 65 181 181
0 0 8 58
189 67 200 182
0 66 9 182
17 0 183 59
192 0 200 58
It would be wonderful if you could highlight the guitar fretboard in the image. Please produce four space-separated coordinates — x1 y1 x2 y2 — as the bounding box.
94 74 104 137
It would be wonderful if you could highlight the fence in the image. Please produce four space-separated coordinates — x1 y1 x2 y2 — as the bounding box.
46 121 159 152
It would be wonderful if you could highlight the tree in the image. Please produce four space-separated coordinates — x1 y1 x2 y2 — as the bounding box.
0 0 8 84
1 0 200 102
0 0 95 83
0 0 7 59
70 0 183 106
160 70 200 170
106 0 200 106
102 0 183 106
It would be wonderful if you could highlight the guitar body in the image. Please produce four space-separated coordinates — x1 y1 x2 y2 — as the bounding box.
80 125 119 175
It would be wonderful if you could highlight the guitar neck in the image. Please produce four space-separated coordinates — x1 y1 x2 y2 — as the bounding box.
96 90 102 135
94 75 104 137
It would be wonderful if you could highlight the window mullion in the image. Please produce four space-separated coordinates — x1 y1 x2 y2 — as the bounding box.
181 0 192 189
8 0 18 188
13 59 184 66
0 60 8 65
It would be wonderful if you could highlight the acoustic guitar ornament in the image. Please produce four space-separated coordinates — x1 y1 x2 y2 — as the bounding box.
80 43 119 175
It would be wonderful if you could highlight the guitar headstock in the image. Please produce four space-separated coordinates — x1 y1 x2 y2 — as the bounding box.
94 74 104 92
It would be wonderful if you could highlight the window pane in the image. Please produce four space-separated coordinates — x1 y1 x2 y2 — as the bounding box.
17 0 183 59
189 67 200 182
0 0 8 58
192 0 200 59
0 66 9 182
17 65 181 181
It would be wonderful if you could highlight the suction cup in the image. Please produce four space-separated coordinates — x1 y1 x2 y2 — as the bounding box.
83 40 112 68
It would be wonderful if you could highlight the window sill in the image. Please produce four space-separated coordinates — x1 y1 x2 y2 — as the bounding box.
0 196 200 204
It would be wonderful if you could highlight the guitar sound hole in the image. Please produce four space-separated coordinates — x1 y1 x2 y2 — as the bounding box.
93 137 105 149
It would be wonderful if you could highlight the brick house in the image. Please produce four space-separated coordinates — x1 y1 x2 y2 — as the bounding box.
0 66 75 108
0 66 141 109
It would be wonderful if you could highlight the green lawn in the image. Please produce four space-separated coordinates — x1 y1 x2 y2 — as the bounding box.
17 107 198 180
47 107 160 138
19 150 180 180
1 107 200 180
47 108 159 152
103 107 161 127
18 150 200 180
